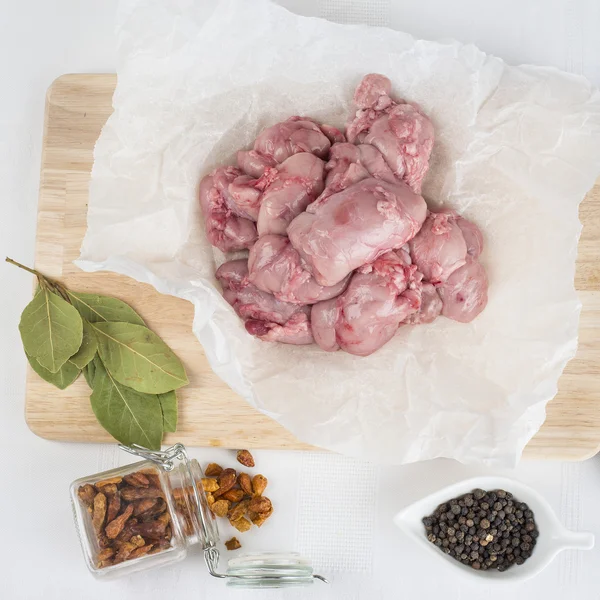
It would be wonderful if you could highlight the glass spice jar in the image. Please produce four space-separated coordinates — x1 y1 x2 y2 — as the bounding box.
70 444 325 588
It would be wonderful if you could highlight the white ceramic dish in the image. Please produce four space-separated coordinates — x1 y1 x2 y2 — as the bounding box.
393 476 594 583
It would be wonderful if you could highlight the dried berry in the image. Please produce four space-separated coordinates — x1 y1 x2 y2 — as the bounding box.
101 483 118 496
129 535 146 548
236 450 255 468
114 541 137 563
121 486 164 501
95 476 123 488
248 496 272 514
149 540 171 555
201 478 220 493
115 518 138 543
238 473 253 496
124 473 150 487
106 491 121 523
211 499 231 518
106 503 134 539
222 489 245 503
78 484 97 507
92 493 107 534
130 519 168 540
213 469 237 498
139 470 162 489
129 544 154 559
205 463 223 477
228 499 250 523
252 474 268 496
225 537 242 551
133 498 157 517
251 506 273 527
231 517 252 533
140 498 167 520
97 548 115 562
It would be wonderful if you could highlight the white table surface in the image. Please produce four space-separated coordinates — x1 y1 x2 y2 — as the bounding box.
1 1 599 598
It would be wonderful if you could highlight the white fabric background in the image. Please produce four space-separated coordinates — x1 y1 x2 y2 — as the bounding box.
1 1 600 598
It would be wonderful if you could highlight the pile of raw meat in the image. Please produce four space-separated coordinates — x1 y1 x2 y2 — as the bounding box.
200 74 488 357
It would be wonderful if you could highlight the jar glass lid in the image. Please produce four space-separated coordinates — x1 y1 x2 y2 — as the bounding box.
225 552 325 588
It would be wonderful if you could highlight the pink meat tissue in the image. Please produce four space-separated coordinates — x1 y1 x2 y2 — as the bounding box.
204 74 488 355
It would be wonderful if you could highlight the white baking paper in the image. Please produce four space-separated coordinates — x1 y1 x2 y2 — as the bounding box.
77 0 600 466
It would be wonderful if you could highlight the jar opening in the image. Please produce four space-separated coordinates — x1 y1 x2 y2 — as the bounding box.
167 459 219 549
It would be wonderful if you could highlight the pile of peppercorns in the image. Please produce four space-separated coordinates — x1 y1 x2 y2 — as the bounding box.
422 488 538 571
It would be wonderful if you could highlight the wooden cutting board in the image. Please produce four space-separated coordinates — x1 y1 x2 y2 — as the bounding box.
25 74 600 460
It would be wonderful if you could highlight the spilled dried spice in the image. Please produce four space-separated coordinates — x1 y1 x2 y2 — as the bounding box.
199 449 274 549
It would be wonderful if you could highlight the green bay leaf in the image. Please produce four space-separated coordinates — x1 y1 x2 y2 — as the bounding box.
69 319 98 369
91 322 188 394
67 291 145 325
83 354 100 388
26 351 81 389
90 360 163 450
19 288 83 372
158 391 178 433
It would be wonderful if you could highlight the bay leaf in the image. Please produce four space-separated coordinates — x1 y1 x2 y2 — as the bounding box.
158 391 178 433
90 359 163 450
91 322 188 394
69 319 98 369
19 287 83 373
26 351 81 390
83 354 99 388
67 291 145 326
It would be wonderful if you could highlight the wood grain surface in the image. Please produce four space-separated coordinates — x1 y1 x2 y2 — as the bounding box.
25 74 600 460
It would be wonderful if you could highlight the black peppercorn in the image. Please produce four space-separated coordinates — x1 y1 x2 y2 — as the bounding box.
422 488 539 573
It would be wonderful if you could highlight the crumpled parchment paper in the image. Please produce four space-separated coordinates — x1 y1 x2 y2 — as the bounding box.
77 0 600 466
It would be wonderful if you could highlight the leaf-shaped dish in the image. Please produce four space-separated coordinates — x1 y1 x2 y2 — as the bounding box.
393 476 594 583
